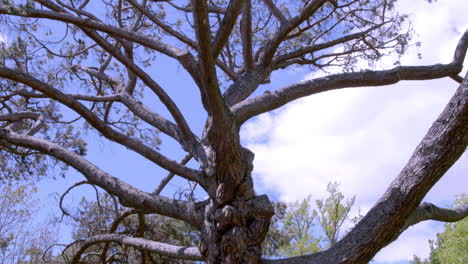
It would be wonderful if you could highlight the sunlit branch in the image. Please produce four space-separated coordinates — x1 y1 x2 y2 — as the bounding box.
234 28 468 124
387 201 468 245
72 234 203 263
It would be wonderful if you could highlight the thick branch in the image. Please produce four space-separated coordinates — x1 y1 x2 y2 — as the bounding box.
191 0 227 121
235 29 468 124
265 70 468 264
240 0 254 72
0 129 204 228
212 0 244 59
72 234 202 263
0 67 202 182
383 201 468 246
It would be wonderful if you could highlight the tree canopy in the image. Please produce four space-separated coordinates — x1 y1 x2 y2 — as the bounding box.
0 0 467 263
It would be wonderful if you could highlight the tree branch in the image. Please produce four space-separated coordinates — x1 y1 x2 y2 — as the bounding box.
212 0 244 59
153 154 193 195
386 201 468 245
260 0 287 24
0 111 45 136
240 0 254 72
273 22 389 69
234 28 468 124
191 0 227 121
0 2 202 88
265 70 468 264
72 234 203 263
0 66 202 182
258 0 330 67
0 129 205 228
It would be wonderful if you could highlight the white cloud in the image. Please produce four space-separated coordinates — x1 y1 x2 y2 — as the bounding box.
240 0 468 262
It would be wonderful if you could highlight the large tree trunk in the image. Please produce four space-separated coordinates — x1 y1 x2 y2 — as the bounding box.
199 117 274 264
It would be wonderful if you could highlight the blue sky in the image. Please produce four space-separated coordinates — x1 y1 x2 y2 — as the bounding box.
1 0 467 263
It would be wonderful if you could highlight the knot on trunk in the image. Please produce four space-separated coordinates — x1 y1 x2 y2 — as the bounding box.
199 196 274 263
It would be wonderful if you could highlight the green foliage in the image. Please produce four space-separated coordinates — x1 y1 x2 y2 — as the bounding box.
277 196 321 257
315 182 355 248
263 182 357 258
410 194 468 264
0 182 56 264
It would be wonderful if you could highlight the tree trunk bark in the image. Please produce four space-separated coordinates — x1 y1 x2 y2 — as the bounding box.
199 117 274 264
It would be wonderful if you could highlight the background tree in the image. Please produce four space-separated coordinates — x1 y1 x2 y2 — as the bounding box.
410 194 468 264
0 183 56 264
0 0 467 263
315 182 355 248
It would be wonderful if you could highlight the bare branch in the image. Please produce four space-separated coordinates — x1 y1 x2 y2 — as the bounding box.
234 29 468 124
72 234 203 263
273 22 389 69
168 2 226 14
0 129 205 228
0 3 202 86
126 0 197 49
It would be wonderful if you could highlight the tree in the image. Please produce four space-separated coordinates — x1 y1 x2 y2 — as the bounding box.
0 183 56 264
60 191 198 263
275 196 321 257
0 0 467 263
315 182 355 248
410 194 468 264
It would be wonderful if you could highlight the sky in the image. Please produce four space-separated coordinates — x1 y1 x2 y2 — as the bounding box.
240 0 468 263
1 0 467 263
